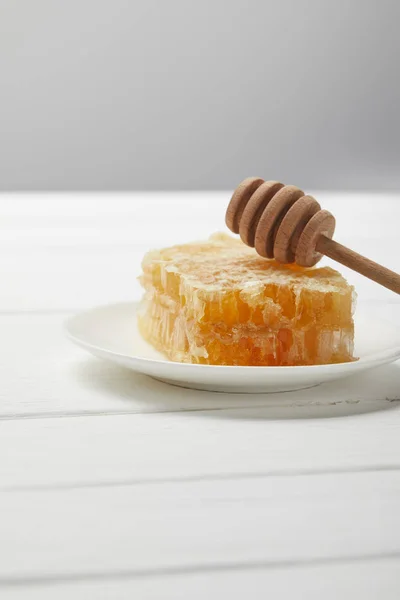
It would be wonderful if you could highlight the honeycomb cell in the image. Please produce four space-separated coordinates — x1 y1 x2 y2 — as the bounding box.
138 233 356 366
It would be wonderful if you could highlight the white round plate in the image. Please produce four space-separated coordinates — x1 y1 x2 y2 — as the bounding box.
65 302 400 393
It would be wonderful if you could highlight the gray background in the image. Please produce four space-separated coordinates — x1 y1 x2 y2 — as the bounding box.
0 0 399 191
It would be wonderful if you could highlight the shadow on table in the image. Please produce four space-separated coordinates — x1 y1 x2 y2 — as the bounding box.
73 358 400 420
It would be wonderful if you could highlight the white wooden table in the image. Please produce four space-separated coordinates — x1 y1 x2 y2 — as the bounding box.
1 193 400 599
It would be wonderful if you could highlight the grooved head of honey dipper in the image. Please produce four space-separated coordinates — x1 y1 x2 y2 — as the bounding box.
254 185 304 259
226 177 264 233
274 195 321 264
240 181 284 247
295 210 336 267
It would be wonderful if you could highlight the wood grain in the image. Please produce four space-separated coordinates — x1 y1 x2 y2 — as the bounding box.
318 236 400 294
2 193 400 598
4 559 400 600
1 473 400 580
2 400 400 489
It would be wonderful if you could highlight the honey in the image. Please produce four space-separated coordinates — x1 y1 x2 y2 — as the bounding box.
138 233 356 366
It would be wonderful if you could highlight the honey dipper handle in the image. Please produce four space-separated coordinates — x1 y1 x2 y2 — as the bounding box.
316 236 400 295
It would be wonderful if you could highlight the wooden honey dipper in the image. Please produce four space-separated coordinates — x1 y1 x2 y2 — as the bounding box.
226 177 400 295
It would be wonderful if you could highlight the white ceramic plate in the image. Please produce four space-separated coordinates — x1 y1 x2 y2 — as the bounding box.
65 302 400 393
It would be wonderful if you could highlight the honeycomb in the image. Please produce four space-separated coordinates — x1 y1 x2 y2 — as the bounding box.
138 233 356 366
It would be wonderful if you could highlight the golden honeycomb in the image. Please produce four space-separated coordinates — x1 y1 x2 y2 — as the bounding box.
138 233 356 366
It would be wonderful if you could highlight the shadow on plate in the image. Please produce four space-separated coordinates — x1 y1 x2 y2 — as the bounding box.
72 359 400 420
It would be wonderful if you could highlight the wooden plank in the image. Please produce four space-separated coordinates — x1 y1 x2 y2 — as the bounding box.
4 558 400 600
0 472 399 580
0 194 399 310
2 193 399 599
1 311 399 419
2 400 400 488
1 242 398 311
1 192 399 230
0 247 147 311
